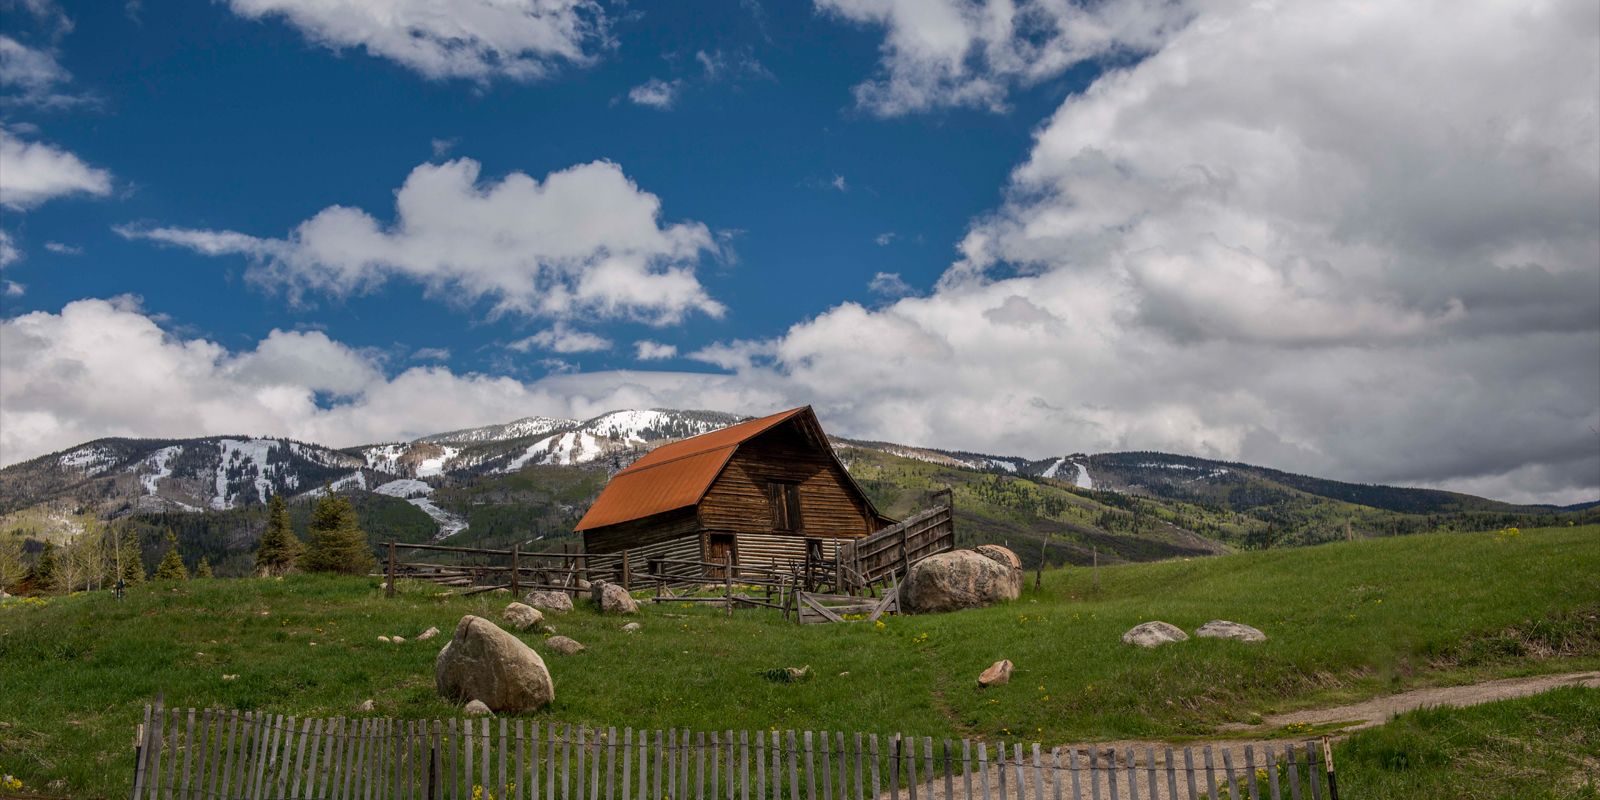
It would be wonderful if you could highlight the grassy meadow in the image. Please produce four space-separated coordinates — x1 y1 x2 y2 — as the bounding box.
2 525 1597 798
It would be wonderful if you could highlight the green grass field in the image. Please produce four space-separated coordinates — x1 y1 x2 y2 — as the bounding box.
3 525 1597 798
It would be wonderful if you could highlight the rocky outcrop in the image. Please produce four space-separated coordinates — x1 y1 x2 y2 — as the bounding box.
435 615 554 713
503 602 544 631
1195 620 1267 642
1121 621 1188 648
591 581 640 615
978 660 1013 688
524 590 574 614
900 549 1022 612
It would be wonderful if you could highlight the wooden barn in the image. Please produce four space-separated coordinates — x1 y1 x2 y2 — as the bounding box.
575 406 894 578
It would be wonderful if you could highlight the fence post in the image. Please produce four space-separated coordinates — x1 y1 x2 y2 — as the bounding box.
428 739 438 800
386 542 397 597
622 550 632 591
512 545 521 597
1321 737 1338 800
725 555 734 617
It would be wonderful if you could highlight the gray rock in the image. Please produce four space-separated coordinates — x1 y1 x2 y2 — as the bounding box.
621 622 642 633
464 700 492 716
545 635 586 655
524 590 574 614
417 626 440 641
1195 620 1267 642
391 635 406 644
978 659 1013 688
1121 621 1188 648
356 699 374 712
900 549 1022 612
592 582 640 615
503 602 544 631
435 615 555 713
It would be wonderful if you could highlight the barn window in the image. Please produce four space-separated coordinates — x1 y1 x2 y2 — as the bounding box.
769 481 803 531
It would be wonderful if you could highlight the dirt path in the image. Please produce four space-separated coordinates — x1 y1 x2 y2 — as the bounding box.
888 671 1600 800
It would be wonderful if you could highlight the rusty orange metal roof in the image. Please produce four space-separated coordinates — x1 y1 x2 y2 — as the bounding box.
573 407 811 531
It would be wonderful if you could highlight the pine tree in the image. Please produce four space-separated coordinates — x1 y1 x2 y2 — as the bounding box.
153 533 189 581
121 543 146 586
255 494 302 576
29 543 60 594
300 493 375 574
195 557 214 579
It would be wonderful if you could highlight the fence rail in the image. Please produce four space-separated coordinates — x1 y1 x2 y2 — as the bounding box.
132 703 1340 800
836 491 956 593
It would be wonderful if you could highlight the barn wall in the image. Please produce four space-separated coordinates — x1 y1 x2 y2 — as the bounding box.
583 532 704 585
728 532 843 572
583 508 700 555
698 423 877 538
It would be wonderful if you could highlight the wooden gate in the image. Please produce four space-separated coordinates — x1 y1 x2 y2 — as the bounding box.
835 490 955 594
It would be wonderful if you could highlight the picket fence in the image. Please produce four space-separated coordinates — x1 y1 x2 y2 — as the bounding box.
131 703 1341 800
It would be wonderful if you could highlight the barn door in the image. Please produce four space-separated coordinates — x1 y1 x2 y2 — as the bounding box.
708 533 736 577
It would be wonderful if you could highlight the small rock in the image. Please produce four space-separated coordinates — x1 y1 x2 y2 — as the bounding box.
221 674 238 681
545 635 586 655
524 590 574 614
1121 621 1188 648
357 699 374 712
978 659 1013 688
592 581 640 615
378 635 391 643
492 588 511 595
464 699 492 716
417 626 440 641
1195 620 1267 642
576 579 592 591
503 602 545 631
391 635 406 644
621 622 641 633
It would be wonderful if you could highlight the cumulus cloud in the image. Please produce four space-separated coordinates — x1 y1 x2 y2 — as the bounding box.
0 298 778 467
868 271 912 297
0 127 112 210
817 0 1190 115
508 323 613 354
634 340 677 360
117 157 725 323
223 0 610 82
700 0 1600 503
627 78 681 109
0 230 18 267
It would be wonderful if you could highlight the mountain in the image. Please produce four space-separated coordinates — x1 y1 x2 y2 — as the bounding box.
3 408 1592 580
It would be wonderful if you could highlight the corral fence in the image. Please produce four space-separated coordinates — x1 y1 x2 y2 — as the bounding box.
835 491 955 595
131 702 1342 800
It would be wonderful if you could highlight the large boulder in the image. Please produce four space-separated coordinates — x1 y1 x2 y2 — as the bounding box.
545 635 586 655
503 602 544 631
1121 621 1188 648
524 590 574 614
591 581 640 615
435 615 554 713
900 550 1022 613
1195 620 1267 642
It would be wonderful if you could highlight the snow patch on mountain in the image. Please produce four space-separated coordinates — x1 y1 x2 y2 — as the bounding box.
415 446 459 477
412 499 468 540
211 439 282 509
359 444 408 474
139 446 183 495
1073 462 1094 489
58 445 117 475
1041 458 1066 479
374 478 432 498
423 416 575 445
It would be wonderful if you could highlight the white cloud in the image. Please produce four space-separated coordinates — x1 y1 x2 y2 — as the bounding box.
628 78 681 109
694 0 1600 503
0 230 18 267
831 175 848 192
223 0 610 82
3 280 23 297
509 323 612 354
0 34 67 92
430 137 457 158
0 297 780 467
868 271 912 297
117 157 725 323
634 340 677 360
874 232 896 246
411 346 450 361
42 241 80 255
817 0 1190 115
695 48 773 82
0 127 111 210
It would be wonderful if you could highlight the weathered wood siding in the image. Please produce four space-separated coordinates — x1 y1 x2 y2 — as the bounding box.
729 532 844 573
583 508 699 555
698 424 879 539
584 532 703 584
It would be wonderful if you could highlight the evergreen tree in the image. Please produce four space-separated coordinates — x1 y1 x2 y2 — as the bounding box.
29 543 60 594
121 542 146 586
195 557 214 579
300 493 375 574
153 533 189 581
255 494 302 576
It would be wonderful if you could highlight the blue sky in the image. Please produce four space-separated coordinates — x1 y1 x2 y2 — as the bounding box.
2 0 1597 505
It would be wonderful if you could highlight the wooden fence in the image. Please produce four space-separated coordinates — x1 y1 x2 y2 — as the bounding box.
131 703 1342 800
836 491 955 594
